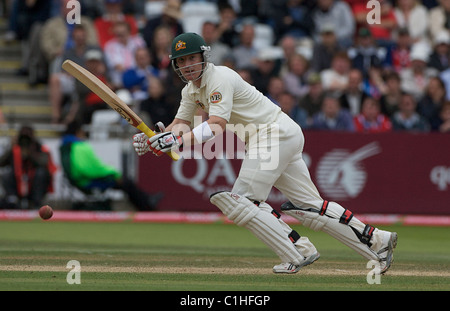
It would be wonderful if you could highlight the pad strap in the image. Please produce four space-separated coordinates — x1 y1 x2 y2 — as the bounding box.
288 230 301 243
271 209 281 219
351 224 374 247
339 209 353 225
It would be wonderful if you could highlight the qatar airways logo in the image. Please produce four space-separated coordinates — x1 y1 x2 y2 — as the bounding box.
316 142 381 200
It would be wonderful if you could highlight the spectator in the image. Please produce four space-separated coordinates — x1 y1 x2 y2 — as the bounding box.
339 68 369 116
201 21 231 66
103 20 146 88
5 0 51 43
79 0 104 20
428 0 450 43
74 49 112 124
311 92 355 131
354 96 392 133
266 76 286 106
60 120 162 211
237 67 254 84
394 0 429 43
280 0 315 39
140 76 176 128
310 25 345 73
216 3 240 48
249 48 282 96
299 73 325 127
279 91 308 128
428 31 450 72
122 47 159 102
320 51 351 93
13 0 52 77
421 0 439 9
438 101 450 132
348 27 388 79
279 35 299 75
379 71 402 117
148 25 174 79
352 0 398 46
48 24 101 124
40 0 98 75
282 53 310 100
142 0 183 49
392 93 430 131
363 66 387 99
256 0 290 41
0 125 57 209
232 23 259 70
160 70 186 125
400 42 439 100
312 0 355 48
389 28 412 72
0 107 5 124
94 0 139 49
417 76 447 130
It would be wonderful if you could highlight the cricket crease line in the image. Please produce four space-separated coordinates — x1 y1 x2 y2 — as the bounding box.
0 265 449 278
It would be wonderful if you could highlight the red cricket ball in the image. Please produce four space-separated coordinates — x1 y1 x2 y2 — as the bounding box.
39 205 53 220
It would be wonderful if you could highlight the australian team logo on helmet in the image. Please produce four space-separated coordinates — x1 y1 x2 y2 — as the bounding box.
170 33 211 83
175 40 186 52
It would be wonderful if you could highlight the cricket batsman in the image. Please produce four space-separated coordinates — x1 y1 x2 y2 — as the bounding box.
132 33 397 274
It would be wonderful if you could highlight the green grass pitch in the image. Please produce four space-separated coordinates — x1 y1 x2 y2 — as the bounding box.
0 220 449 291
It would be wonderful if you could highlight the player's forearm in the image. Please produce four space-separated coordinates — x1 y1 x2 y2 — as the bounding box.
181 116 226 148
166 118 191 135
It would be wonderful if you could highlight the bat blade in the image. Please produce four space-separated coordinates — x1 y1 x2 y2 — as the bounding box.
62 60 179 161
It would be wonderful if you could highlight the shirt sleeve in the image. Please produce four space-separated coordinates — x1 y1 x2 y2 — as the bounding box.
207 78 234 122
174 87 198 124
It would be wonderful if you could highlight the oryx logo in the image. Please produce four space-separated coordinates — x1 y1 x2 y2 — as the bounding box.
316 142 381 200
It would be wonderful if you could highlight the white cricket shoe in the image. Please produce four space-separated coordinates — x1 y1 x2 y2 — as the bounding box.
378 232 398 274
273 252 320 274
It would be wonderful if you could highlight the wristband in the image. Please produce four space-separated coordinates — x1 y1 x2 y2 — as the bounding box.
192 121 214 143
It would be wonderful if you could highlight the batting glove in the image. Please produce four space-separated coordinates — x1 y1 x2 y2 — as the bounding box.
154 121 165 133
133 132 150 156
149 132 183 155
132 122 167 156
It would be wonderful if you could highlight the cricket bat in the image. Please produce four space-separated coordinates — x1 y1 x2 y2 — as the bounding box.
62 60 180 161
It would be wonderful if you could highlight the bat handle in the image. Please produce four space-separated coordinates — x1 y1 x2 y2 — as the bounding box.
137 122 180 161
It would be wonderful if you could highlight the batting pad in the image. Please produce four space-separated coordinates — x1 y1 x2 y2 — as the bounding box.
258 202 318 258
210 192 304 265
282 201 382 261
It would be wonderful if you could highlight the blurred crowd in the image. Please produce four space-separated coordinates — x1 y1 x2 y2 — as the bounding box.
2 0 450 133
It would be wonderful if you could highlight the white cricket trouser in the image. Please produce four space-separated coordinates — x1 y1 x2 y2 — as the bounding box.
231 112 319 257
232 112 319 205
231 112 388 260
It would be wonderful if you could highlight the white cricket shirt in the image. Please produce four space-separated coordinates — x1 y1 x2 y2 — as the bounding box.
175 63 282 142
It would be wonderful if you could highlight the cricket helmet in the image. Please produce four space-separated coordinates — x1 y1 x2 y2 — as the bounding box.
170 32 209 60
170 33 211 83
